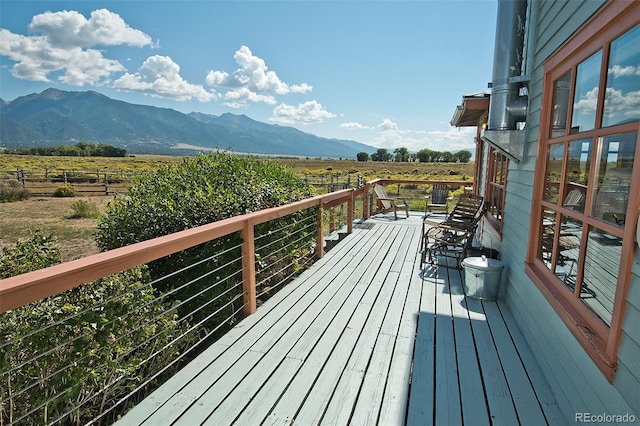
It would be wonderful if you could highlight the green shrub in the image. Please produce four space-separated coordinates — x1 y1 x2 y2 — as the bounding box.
0 232 184 424
53 183 75 197
0 231 60 277
0 179 30 202
95 151 316 326
69 199 101 219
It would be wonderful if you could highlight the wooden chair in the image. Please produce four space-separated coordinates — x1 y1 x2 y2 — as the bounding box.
373 184 409 220
424 184 452 216
421 194 485 268
562 188 585 210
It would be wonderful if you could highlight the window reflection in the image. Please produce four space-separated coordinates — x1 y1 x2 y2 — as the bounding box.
540 207 557 267
591 132 636 227
571 51 602 134
544 143 564 203
551 71 572 138
603 24 640 127
583 226 621 325
564 139 590 213
557 214 583 292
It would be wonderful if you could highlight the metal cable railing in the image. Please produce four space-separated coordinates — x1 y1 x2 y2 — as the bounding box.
0 234 247 425
0 187 366 424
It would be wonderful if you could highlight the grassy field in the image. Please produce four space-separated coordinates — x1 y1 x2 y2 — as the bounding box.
0 155 474 262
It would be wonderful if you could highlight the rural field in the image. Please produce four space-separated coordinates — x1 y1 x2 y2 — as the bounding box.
0 154 474 262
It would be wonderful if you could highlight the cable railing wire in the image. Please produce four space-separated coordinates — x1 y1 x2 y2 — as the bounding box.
1 204 350 424
0 240 243 383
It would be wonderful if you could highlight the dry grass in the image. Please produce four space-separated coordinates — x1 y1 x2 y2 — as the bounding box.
0 196 111 262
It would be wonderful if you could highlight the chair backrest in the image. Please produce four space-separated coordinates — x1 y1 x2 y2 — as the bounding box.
430 184 450 204
373 184 392 209
445 194 485 229
563 188 585 209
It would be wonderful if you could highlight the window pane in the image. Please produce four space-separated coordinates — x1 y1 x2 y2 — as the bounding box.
489 185 504 220
571 51 602 134
544 143 564 203
563 139 591 213
583 226 621 325
603 24 640 127
551 71 572 138
591 132 637 227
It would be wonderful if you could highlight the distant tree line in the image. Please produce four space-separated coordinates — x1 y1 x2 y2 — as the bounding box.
356 147 472 163
5 142 127 157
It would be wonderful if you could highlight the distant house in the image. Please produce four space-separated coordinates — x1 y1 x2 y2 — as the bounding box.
452 0 639 420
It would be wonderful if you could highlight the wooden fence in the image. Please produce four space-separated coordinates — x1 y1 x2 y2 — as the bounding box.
0 168 137 196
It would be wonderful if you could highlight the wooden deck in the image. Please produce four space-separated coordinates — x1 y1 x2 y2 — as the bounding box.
119 213 565 426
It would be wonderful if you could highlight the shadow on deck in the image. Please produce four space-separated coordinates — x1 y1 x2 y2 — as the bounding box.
118 213 565 425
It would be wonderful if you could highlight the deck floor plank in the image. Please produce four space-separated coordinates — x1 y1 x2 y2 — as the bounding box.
465 298 520 426
447 267 491 426
293 226 410 425
118 214 565 426
141 225 392 425
482 303 548 426
263 225 404 424
203 226 399 425
377 230 423 425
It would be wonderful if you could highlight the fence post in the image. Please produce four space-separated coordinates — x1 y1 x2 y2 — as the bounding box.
241 219 257 316
316 201 324 259
63 170 67 184
104 173 109 195
19 169 26 188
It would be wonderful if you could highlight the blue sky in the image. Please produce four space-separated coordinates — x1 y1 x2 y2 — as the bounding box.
0 1 497 153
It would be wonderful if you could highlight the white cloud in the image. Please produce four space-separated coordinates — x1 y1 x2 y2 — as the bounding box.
0 9 151 86
225 87 277 105
270 101 336 125
377 118 399 131
608 64 640 78
113 55 216 102
206 45 312 105
0 29 125 84
368 126 476 152
339 121 371 130
29 9 152 48
603 87 640 120
573 87 599 114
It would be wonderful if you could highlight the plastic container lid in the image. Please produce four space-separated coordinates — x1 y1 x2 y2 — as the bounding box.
462 256 504 271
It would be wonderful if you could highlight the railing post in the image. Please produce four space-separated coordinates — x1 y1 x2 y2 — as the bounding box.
363 184 370 220
241 219 257 316
329 208 335 234
316 201 324 259
347 190 354 234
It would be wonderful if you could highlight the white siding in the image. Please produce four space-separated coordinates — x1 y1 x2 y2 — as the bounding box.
488 0 639 422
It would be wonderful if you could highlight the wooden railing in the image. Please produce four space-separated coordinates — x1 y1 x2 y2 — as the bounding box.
0 178 474 314
0 187 364 315
0 178 472 424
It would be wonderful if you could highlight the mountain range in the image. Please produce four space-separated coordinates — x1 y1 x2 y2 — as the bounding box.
0 88 376 158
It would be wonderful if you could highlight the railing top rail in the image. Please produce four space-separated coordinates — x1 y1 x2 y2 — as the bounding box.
0 188 356 313
367 178 471 186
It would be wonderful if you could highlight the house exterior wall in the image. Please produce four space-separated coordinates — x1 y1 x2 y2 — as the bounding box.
492 0 639 422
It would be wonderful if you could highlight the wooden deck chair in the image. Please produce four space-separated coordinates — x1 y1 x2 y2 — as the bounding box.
421 194 485 268
562 188 585 210
373 184 409 219
425 184 452 216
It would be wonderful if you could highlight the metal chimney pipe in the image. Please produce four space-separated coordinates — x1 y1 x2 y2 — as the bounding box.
488 0 528 131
